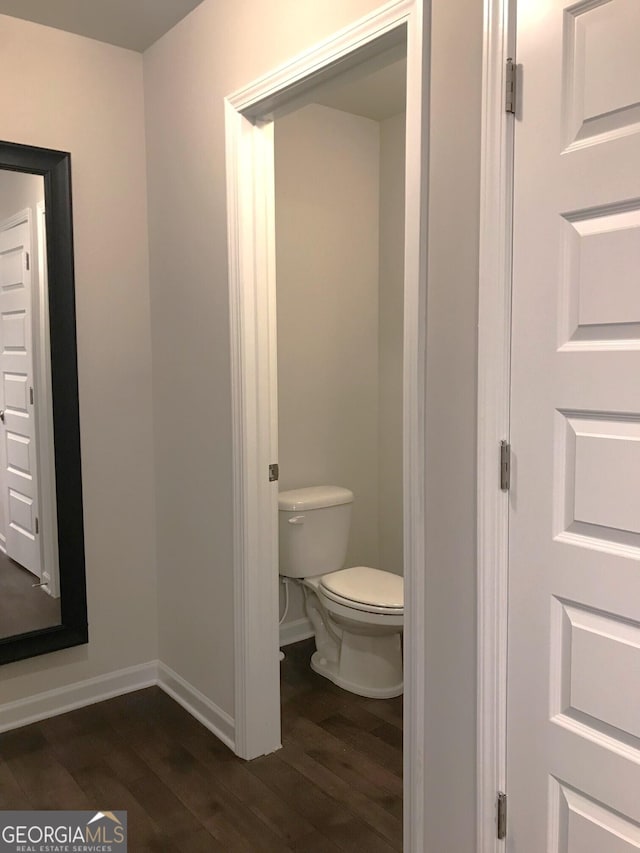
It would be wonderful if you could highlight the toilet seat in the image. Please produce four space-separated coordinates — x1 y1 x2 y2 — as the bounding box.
319 566 403 615
303 568 404 697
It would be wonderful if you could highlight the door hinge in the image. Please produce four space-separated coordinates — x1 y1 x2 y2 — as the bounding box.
35 517 39 535
505 58 517 114
497 791 507 840
30 386 34 405
25 251 30 271
500 440 511 491
269 463 279 483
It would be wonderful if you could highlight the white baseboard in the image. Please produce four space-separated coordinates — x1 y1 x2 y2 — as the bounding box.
0 661 158 734
279 616 315 647
157 662 235 751
0 660 236 754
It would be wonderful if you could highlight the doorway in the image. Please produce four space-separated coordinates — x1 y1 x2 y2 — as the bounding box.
225 0 428 848
274 55 406 652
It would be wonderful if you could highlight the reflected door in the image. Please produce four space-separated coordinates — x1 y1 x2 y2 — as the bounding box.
507 0 640 848
0 215 41 578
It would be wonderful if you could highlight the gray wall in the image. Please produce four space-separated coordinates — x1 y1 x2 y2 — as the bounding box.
423 0 481 848
0 171 43 222
275 104 381 571
0 15 158 703
378 111 405 577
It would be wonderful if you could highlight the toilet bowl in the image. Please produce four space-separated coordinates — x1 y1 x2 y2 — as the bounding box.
279 486 404 699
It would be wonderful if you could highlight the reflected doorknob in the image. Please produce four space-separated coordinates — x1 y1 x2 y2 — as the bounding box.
0 410 5 423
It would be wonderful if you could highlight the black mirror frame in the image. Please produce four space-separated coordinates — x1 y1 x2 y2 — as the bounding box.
0 141 87 665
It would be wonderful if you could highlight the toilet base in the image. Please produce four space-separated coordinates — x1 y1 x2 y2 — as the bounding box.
310 629 403 700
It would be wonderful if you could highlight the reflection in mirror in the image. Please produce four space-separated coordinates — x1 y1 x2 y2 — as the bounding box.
0 141 87 666
0 170 60 640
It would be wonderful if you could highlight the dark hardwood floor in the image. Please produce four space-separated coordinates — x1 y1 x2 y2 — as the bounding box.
0 552 61 639
0 638 403 851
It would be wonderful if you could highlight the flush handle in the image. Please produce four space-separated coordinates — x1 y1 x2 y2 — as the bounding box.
288 515 305 525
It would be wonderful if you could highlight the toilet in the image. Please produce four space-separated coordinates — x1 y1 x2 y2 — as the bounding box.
279 485 403 699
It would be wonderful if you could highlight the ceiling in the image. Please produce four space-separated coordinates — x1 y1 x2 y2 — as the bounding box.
0 0 206 52
312 57 407 122
0 2 407 117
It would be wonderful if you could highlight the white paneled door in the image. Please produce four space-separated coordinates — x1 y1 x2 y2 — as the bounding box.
0 217 41 578
508 0 640 849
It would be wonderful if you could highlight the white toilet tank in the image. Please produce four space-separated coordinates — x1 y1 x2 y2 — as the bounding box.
278 486 353 578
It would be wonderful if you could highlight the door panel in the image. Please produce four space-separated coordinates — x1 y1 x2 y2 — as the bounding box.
564 0 640 148
508 0 640 848
0 219 41 577
551 781 640 853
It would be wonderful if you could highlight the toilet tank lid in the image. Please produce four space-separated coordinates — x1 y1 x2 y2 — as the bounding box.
278 486 354 511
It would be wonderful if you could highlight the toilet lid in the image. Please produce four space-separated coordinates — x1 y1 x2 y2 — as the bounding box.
319 567 403 610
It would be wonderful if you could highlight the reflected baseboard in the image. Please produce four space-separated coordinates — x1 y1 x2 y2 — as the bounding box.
0 660 236 753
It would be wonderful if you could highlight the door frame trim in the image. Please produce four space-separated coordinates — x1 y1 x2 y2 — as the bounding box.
477 0 514 850
35 200 60 600
225 1 430 849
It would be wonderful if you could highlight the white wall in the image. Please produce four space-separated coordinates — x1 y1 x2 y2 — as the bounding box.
275 103 406 631
0 16 158 702
378 111 405 577
0 171 44 222
275 103 381 568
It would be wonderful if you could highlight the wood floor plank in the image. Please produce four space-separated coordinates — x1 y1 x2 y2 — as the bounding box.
360 695 404 730
174 826 229 852
105 705 293 852
372 720 403 750
0 725 48 760
278 742 403 849
69 761 185 853
4 743 94 810
126 770 211 841
320 695 400 735
289 830 344 852
249 752 397 853
0 761 32 810
285 714 403 802
320 713 404 778
133 691 318 847
282 685 393 735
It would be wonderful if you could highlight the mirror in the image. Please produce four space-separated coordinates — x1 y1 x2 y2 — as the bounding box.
0 141 87 665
